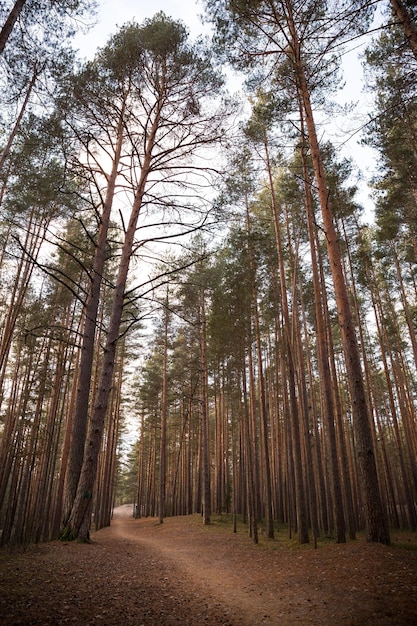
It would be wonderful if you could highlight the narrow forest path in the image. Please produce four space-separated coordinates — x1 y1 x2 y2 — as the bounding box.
108 506 417 625
109 507 272 625
1 506 417 625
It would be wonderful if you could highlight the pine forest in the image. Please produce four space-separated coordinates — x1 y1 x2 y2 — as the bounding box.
1 0 417 552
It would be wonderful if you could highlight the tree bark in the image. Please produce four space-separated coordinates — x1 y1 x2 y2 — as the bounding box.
61 101 161 541
264 133 309 544
285 2 390 543
0 0 27 54
159 297 169 524
299 118 346 543
242 363 258 543
200 280 211 526
61 110 126 528
245 200 274 538
389 0 417 62
0 62 41 174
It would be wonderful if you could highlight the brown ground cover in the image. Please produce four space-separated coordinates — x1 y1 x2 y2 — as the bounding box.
1 505 417 625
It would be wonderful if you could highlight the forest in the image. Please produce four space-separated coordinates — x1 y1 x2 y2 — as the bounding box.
0 0 416 550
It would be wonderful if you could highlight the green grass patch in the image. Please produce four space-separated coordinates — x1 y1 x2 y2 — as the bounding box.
390 529 417 551
176 514 417 552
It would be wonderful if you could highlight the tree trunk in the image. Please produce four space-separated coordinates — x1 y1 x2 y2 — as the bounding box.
0 207 45 395
299 122 346 543
264 134 309 544
245 201 274 538
390 241 417 369
159 297 169 524
389 0 417 62
200 282 211 525
287 7 390 543
241 364 258 543
61 110 126 528
61 102 161 541
0 0 27 54
294 271 320 545
0 62 41 174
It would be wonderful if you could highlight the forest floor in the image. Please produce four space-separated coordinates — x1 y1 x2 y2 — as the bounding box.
1 506 417 625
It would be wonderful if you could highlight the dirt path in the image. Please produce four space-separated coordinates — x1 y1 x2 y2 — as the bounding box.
1 506 417 625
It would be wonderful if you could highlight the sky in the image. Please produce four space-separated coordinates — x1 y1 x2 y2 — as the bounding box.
75 0 209 58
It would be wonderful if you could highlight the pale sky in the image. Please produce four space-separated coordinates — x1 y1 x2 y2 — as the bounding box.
75 0 210 59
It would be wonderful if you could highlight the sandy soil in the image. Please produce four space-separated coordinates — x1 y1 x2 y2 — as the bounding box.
1 505 417 625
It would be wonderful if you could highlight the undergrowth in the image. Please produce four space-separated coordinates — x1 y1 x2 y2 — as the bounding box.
201 513 417 551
